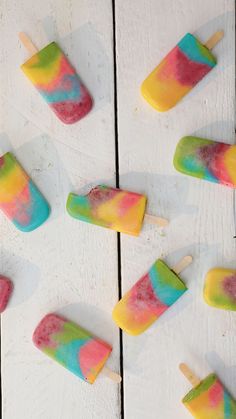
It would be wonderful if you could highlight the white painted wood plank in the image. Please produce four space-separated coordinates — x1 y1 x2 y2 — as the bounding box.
115 1 235 418
0 1 120 419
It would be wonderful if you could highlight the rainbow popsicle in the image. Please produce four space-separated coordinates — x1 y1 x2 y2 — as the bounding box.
182 373 236 418
112 259 187 335
0 152 50 232
33 313 112 384
173 136 236 188
21 41 92 124
141 33 217 112
204 267 236 311
0 276 13 313
66 185 147 236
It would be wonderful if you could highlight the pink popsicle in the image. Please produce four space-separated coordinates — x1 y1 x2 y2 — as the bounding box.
0 276 13 313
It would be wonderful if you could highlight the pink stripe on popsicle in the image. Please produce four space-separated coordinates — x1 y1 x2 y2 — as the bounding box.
0 276 13 313
79 339 112 379
118 193 142 217
33 314 65 349
209 381 223 407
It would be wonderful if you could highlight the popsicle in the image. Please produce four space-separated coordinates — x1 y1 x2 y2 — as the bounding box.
112 255 192 335
19 32 92 124
0 152 50 232
33 313 121 384
141 31 223 112
204 267 236 311
173 136 236 188
0 276 13 313
66 185 168 236
180 363 236 418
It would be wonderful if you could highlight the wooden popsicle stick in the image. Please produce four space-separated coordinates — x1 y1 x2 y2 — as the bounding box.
144 213 169 227
18 32 38 56
172 255 193 275
179 363 201 387
102 366 122 383
205 30 224 50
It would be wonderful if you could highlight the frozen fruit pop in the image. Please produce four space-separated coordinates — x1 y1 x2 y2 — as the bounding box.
0 152 50 232
20 32 92 124
180 363 236 418
204 267 236 311
141 31 223 112
173 136 236 188
33 313 121 384
66 185 168 236
112 256 192 335
0 276 13 313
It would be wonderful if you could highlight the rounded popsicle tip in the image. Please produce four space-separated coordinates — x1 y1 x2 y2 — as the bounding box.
0 276 13 313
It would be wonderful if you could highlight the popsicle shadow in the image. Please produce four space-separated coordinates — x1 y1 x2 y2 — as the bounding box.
182 11 235 104
0 132 73 223
69 171 198 220
191 120 235 144
42 18 112 112
205 351 236 398
0 248 40 308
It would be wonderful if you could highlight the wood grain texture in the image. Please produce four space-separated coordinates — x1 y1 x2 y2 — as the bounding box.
115 1 235 418
0 1 120 419
0 1 235 419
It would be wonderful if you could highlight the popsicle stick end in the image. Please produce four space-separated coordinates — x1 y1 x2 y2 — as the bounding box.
144 213 169 227
205 30 224 50
172 255 193 275
19 32 38 56
179 363 201 388
102 366 122 383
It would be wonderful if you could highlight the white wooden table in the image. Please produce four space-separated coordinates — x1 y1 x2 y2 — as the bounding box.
0 1 235 418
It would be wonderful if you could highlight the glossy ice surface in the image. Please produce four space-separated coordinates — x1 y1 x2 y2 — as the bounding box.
183 373 236 418
141 33 216 112
112 259 187 335
33 313 112 384
66 185 147 236
0 276 13 313
204 268 236 311
21 42 92 124
174 136 236 188
0 152 50 232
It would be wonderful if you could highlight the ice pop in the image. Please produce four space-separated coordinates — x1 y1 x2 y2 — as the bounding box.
33 313 121 384
173 136 236 188
66 185 168 236
0 152 50 232
204 267 236 311
0 276 13 313
180 363 236 418
141 31 223 112
112 256 192 335
20 32 92 124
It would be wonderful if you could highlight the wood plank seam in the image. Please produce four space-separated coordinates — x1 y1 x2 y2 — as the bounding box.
112 1 124 418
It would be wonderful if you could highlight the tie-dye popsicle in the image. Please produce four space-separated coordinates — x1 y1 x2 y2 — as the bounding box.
33 313 112 384
0 152 50 232
141 33 216 112
112 259 187 335
66 185 147 236
21 42 92 124
204 268 236 311
174 136 236 188
0 276 13 313
183 373 236 418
